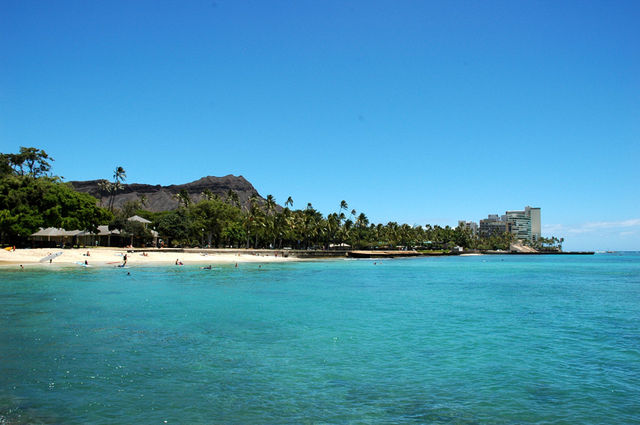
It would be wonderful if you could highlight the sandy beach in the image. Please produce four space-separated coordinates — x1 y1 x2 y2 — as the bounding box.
0 247 299 268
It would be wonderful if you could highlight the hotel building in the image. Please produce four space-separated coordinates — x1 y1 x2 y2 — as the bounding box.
458 220 479 235
479 214 508 237
476 206 541 242
505 206 541 242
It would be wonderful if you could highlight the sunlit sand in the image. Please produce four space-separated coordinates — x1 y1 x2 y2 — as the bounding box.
0 248 299 268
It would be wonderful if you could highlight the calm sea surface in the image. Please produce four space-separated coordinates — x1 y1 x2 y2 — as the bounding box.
1 254 639 424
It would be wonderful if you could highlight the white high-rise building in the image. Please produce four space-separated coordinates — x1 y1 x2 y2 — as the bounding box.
526 206 541 242
505 210 531 241
505 206 541 242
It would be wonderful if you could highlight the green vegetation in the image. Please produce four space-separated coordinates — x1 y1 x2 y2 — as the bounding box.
100 166 127 211
1 147 562 251
0 148 112 245
531 236 564 252
119 196 517 251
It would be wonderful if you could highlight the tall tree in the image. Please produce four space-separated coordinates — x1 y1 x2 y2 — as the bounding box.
225 189 241 208
339 200 348 215
0 149 111 245
175 189 192 208
107 166 126 211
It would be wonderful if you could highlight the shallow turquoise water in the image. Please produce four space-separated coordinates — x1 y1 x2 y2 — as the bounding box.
1 254 639 424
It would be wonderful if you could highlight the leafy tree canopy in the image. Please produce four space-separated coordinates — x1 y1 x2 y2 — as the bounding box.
0 147 112 245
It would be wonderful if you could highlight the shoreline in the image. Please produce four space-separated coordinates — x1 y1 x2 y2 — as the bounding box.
0 247 597 269
0 247 303 269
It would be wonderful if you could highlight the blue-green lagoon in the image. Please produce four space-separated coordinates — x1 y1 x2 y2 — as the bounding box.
1 254 639 424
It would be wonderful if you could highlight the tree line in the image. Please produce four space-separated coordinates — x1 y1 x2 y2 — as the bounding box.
1 147 563 251
0 147 112 245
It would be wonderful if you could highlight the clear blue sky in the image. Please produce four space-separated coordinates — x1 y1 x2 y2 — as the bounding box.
2 0 639 250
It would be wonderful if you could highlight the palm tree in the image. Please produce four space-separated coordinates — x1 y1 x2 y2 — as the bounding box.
226 189 241 208
175 189 191 208
339 200 348 215
285 196 293 209
265 195 276 213
336 200 350 244
97 180 111 207
326 213 340 249
244 194 264 248
113 166 126 184
264 195 277 248
202 189 214 201
108 166 126 211
356 213 369 228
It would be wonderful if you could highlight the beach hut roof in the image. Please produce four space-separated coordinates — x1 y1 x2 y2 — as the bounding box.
128 215 151 224
31 227 81 237
31 227 59 236
96 225 120 235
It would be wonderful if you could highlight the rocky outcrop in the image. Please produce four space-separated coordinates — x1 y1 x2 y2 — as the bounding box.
70 175 265 212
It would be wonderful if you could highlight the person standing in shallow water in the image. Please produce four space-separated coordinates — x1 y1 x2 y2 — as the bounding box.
123 254 128 266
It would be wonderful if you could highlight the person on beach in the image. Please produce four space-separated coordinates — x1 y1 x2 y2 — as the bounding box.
20 265 24 270
84 260 88 266
175 259 183 265
123 254 128 266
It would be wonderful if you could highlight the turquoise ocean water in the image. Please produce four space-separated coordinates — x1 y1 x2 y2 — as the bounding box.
1 254 639 424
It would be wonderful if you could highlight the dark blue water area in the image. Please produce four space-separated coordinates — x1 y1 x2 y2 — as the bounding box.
1 253 639 424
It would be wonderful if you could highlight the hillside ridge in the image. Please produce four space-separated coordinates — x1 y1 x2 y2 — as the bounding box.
70 174 265 212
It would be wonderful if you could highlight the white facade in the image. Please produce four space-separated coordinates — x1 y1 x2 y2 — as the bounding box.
506 210 531 241
458 220 478 235
525 206 541 241
504 206 541 242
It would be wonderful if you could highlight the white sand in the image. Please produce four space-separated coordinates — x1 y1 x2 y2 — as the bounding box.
0 248 298 268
